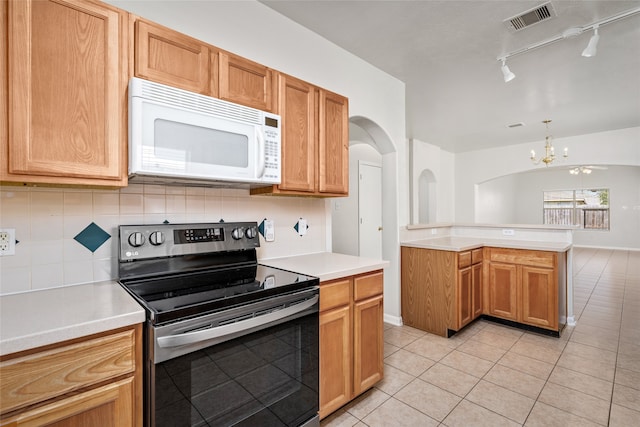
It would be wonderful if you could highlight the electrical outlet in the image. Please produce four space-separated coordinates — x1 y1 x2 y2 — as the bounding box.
502 229 515 236
0 229 16 256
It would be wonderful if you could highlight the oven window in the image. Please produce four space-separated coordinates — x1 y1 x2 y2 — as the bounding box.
152 313 318 427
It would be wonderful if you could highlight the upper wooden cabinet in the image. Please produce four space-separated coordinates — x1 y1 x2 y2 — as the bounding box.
318 90 349 194
277 73 316 193
251 73 349 197
1 0 128 186
219 52 274 111
132 18 276 111
134 18 212 95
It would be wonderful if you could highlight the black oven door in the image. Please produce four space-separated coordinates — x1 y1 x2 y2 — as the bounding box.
147 289 319 427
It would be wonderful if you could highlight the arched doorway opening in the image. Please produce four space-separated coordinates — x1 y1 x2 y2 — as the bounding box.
331 116 401 324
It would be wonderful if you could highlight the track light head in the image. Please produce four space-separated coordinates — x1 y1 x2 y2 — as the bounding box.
501 58 516 82
582 26 600 57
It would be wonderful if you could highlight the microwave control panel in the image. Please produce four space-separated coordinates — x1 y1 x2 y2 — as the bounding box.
263 114 281 183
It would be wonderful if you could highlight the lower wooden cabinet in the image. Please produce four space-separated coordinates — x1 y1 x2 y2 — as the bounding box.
319 270 383 419
1 378 135 427
353 294 384 395
0 325 142 427
401 247 482 336
485 247 559 331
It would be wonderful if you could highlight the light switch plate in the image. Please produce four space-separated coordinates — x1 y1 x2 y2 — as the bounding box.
298 219 307 236
264 220 275 242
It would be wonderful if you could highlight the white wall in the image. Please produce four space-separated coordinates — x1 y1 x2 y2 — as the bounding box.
475 174 518 224
512 166 640 249
409 139 455 224
456 127 640 232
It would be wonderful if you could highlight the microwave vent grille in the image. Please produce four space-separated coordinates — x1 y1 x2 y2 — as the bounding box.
138 79 262 125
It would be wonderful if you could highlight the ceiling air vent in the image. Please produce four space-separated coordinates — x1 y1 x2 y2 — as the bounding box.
507 122 525 128
504 2 557 32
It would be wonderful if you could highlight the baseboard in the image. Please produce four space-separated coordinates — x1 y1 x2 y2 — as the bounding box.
573 244 640 252
383 313 403 326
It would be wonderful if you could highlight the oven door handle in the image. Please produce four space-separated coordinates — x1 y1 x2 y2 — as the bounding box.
156 295 318 348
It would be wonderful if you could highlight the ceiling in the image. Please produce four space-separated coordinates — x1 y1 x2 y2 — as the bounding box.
261 0 640 153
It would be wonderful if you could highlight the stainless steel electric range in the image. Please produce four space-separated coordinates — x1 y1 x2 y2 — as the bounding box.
117 222 320 427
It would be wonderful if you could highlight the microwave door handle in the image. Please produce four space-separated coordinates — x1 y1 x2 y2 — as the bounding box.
156 295 318 348
256 128 266 178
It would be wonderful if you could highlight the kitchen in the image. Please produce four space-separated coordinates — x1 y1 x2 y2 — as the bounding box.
1 0 639 426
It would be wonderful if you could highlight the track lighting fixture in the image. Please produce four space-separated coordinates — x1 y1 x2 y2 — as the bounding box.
500 58 516 82
496 6 639 82
582 26 600 57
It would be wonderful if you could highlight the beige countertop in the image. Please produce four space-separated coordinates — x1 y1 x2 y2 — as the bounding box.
261 252 389 282
1 252 387 355
401 236 572 252
0 281 145 356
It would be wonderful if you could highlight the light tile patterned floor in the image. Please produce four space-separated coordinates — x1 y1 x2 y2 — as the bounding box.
321 248 640 426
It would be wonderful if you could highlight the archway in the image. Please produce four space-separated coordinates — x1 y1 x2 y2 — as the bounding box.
418 169 437 223
332 116 401 324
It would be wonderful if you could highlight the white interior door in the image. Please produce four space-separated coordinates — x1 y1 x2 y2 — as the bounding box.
358 162 382 259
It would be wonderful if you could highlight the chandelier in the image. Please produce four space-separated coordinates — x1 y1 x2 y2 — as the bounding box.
530 120 568 166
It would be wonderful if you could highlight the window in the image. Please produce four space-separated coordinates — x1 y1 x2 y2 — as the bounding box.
543 189 609 230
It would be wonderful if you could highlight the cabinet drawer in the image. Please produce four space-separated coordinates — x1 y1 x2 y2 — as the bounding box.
471 248 483 264
0 329 136 414
458 251 471 268
354 271 383 301
320 279 351 311
489 248 556 268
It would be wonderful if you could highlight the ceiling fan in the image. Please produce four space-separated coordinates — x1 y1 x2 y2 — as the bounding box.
569 165 608 175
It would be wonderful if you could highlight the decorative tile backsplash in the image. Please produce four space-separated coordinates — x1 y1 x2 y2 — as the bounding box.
74 222 111 253
0 184 328 295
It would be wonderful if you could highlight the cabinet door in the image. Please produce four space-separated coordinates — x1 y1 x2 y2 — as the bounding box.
457 266 473 329
488 262 518 321
277 74 316 192
219 52 274 111
319 305 351 419
134 19 210 94
318 90 349 194
521 266 557 329
353 295 384 396
472 262 483 319
2 377 135 427
4 0 127 186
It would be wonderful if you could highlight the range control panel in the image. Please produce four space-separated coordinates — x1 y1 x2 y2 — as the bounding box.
119 222 259 261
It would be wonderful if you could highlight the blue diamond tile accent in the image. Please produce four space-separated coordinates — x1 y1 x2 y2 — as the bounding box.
74 222 111 253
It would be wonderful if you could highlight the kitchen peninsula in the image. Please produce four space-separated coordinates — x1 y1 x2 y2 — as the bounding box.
400 224 573 338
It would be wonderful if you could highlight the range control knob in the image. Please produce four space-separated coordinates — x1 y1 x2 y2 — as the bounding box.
245 226 258 239
149 231 164 246
128 232 145 247
231 227 244 240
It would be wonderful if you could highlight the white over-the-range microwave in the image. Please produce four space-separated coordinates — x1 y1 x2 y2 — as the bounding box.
128 77 281 186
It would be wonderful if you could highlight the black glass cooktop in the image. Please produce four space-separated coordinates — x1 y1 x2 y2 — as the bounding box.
120 264 318 325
